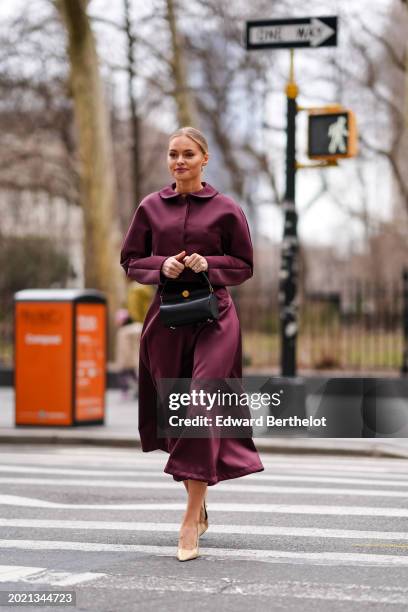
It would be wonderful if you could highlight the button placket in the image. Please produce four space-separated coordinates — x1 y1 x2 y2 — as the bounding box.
183 195 191 245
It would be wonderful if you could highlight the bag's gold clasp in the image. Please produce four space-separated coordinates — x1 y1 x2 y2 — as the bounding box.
182 290 190 298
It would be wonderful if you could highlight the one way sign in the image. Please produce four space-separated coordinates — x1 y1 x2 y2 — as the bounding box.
246 16 337 50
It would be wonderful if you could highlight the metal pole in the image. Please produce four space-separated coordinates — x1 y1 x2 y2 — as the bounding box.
279 49 299 377
402 267 408 375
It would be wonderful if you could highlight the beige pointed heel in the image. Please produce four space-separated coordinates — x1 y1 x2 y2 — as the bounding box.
198 497 208 536
177 524 200 562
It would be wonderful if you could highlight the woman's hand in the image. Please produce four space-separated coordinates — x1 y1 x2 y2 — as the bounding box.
161 250 186 279
183 253 208 273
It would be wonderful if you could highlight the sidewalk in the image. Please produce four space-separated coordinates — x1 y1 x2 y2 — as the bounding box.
1 388 408 459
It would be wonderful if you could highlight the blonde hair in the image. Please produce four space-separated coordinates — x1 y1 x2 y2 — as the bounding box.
169 126 208 155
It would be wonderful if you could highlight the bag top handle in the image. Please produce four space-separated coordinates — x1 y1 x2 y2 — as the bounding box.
159 271 214 299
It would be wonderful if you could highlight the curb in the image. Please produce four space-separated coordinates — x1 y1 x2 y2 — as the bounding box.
0 434 141 448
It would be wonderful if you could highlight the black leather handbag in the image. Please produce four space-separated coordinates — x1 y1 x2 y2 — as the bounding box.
159 272 219 329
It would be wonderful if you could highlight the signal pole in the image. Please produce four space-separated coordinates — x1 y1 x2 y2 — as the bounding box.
402 267 408 375
279 49 299 377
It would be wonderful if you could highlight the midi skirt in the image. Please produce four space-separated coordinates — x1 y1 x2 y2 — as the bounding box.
138 285 264 486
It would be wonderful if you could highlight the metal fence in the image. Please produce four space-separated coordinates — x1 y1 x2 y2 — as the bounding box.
236 275 406 373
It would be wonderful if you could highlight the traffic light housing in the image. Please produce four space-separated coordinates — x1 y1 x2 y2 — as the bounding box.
307 106 358 160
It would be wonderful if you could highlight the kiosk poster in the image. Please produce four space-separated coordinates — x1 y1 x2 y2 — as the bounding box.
75 303 106 422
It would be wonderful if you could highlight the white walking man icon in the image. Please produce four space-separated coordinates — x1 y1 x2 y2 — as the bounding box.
328 116 349 153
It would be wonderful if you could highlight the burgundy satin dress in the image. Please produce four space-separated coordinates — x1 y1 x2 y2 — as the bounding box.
120 181 264 485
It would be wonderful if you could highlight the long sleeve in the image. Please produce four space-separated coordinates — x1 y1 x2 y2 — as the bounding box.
205 206 253 286
120 203 167 285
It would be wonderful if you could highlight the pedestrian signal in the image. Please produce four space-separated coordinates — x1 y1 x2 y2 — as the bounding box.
307 108 358 160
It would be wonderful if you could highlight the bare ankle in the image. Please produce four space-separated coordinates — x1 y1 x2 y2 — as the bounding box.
181 517 199 528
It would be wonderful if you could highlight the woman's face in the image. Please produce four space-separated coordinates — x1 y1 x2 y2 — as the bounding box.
167 135 209 181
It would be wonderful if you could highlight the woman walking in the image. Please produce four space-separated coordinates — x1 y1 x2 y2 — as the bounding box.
120 126 264 561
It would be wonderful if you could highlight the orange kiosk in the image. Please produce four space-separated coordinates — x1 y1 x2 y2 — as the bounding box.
14 289 107 426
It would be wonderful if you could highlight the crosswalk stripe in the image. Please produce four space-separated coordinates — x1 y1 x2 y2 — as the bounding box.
0 466 163 477
257 460 408 474
54 448 408 467
3 449 408 470
1 476 408 497
260 458 408 472
222 474 408 487
0 565 106 586
0 566 45 580
260 464 408 477
2 459 408 482
0 518 407 541
1 452 408 476
2 464 408 487
65 574 408 603
0 495 60 508
254 467 408 480
1 465 408 487
220 473 408 487
1 495 408 517
1 540 408 567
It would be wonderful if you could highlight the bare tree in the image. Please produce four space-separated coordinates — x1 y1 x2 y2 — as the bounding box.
329 6 408 216
123 0 142 206
0 10 78 202
164 0 197 126
55 0 121 349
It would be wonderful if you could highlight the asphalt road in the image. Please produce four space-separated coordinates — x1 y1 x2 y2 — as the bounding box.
0 444 408 611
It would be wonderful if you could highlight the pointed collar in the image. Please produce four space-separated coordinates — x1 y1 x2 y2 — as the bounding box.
159 182 218 200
